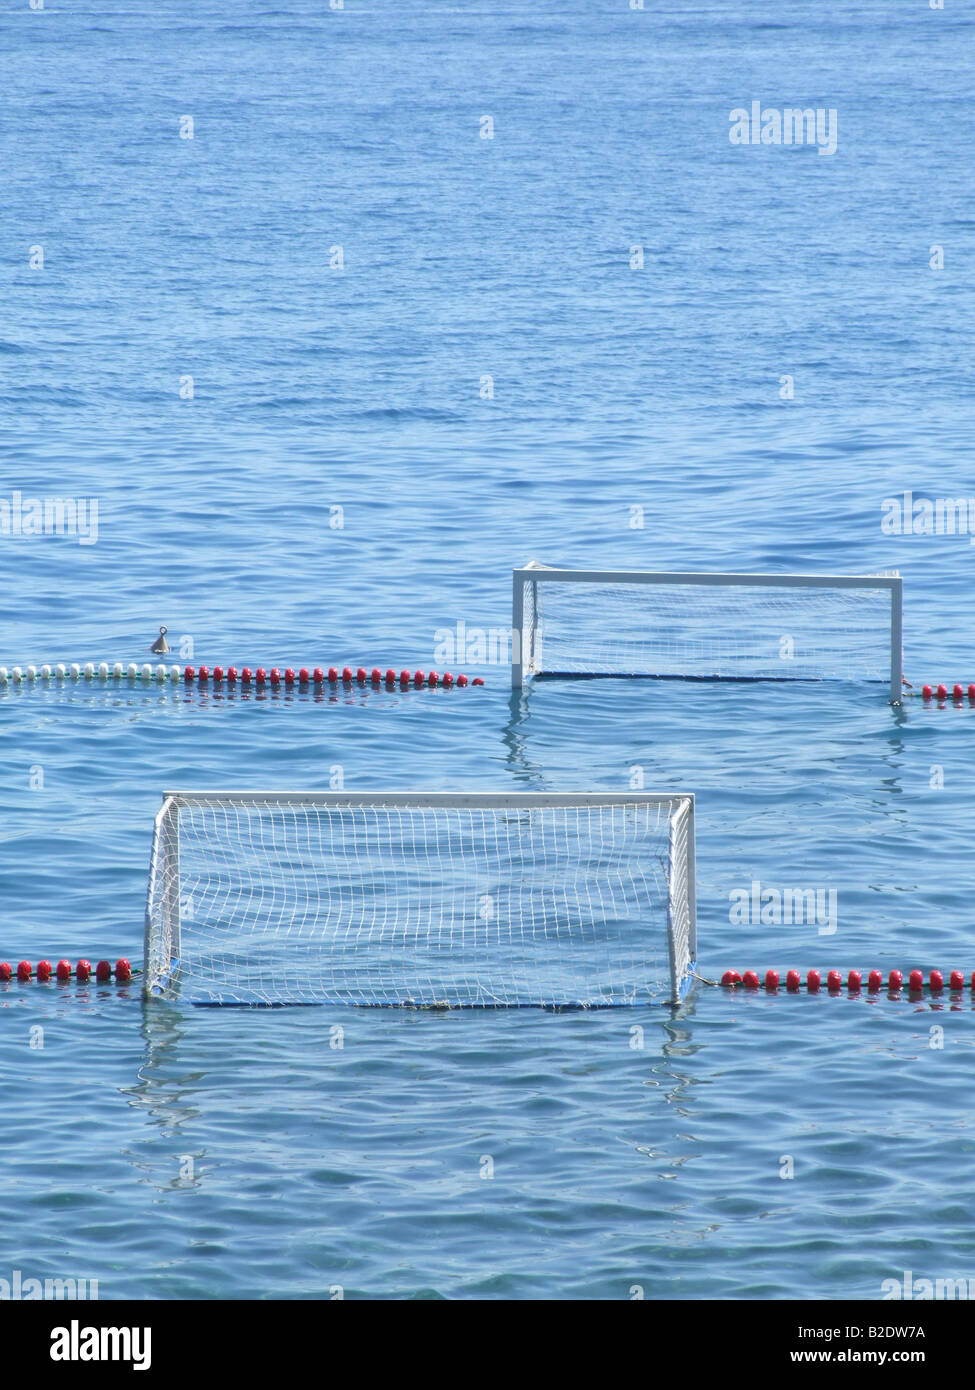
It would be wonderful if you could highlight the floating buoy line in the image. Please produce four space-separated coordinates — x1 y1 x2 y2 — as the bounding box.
4 961 973 1001
0 959 135 984
912 683 975 702
720 968 974 994
0 664 483 689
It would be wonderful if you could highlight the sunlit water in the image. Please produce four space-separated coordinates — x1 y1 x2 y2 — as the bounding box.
1 0 974 1299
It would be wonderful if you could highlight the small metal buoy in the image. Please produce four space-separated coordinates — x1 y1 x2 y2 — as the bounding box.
150 625 169 655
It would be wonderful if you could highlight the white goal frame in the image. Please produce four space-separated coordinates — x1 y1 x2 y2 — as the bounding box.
144 789 696 1008
512 564 904 702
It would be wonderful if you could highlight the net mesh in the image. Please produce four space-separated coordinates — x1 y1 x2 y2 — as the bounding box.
144 795 694 1008
522 577 895 683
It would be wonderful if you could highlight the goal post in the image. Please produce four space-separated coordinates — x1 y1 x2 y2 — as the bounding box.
144 795 181 1006
512 563 903 702
143 790 696 1009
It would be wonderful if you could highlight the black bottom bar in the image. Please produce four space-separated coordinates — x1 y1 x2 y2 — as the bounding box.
6 1296 962 1362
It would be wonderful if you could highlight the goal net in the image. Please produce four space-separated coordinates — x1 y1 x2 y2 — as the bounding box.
512 565 903 700
143 791 696 1008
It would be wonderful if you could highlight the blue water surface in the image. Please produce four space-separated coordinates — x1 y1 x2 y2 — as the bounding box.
2 0 975 1300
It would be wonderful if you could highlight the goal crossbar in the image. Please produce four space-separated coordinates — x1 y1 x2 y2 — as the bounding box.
144 790 697 1009
512 564 903 701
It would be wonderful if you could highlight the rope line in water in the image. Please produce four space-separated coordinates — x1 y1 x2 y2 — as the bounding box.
0 959 135 983
721 968 971 993
0 664 483 689
915 683 975 701
3 962 969 999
